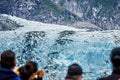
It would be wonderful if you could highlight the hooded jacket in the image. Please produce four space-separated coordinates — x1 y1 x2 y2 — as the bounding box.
0 67 21 80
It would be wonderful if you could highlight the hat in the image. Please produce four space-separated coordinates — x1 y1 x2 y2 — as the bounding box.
66 63 82 79
111 47 120 67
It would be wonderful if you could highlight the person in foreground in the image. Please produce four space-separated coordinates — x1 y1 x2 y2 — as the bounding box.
99 47 120 80
65 63 83 80
14 61 44 80
0 50 21 80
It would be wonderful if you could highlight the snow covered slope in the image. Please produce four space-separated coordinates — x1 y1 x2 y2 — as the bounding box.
0 14 120 80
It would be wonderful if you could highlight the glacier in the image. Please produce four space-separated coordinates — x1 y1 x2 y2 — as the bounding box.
0 14 120 80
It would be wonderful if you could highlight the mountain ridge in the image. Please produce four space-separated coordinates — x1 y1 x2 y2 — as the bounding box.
0 0 120 30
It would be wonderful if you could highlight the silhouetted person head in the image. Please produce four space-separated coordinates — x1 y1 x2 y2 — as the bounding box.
0 50 16 69
98 47 120 80
19 61 38 80
65 63 83 80
111 47 120 68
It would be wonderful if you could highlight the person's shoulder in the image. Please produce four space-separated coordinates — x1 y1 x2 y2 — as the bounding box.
98 77 106 80
9 76 21 80
98 75 114 80
13 76 21 80
12 71 21 80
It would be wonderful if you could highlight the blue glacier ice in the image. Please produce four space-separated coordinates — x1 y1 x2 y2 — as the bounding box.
0 14 120 80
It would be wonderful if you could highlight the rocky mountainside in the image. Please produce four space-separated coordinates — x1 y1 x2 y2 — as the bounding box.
0 0 81 25
52 0 120 30
0 15 23 31
0 0 120 30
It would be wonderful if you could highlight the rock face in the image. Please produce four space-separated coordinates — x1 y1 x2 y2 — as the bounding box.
0 0 120 30
52 0 120 30
0 15 23 31
0 0 81 25
0 14 120 80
